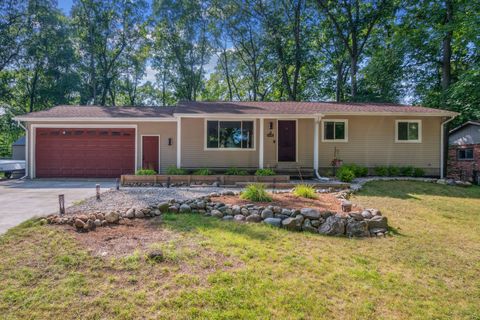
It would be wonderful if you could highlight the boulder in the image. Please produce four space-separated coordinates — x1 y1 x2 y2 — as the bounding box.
234 214 245 222
222 215 234 221
179 204 192 213
158 202 170 212
282 215 303 231
310 219 322 227
74 219 86 230
318 215 346 236
348 212 364 221
261 209 274 219
232 205 241 215
168 206 179 213
367 215 388 230
320 211 335 219
263 217 282 227
360 210 372 219
246 214 262 223
125 208 135 218
273 206 282 214
195 200 206 209
135 210 145 219
211 209 224 218
240 208 250 216
85 219 96 231
281 208 292 216
105 211 120 224
346 219 369 237
300 208 321 220
153 209 161 216
77 214 89 222
341 200 353 212
94 219 102 227
302 219 318 233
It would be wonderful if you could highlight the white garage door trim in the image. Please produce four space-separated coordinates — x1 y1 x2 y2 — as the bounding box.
30 124 138 179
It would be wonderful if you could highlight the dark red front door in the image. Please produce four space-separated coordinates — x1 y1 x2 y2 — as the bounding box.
142 136 159 172
35 128 135 178
278 120 296 162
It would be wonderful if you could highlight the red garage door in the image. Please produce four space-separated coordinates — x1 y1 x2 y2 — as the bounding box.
35 128 135 178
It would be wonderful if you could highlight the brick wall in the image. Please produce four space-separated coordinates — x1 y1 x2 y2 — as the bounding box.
447 144 480 181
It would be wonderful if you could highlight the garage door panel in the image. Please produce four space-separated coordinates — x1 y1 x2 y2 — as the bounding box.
35 128 135 178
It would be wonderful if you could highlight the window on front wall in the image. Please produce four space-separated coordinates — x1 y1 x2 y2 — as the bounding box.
206 120 254 149
457 148 474 160
396 120 421 142
323 120 347 141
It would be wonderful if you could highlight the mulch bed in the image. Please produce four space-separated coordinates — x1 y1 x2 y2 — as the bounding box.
214 193 360 213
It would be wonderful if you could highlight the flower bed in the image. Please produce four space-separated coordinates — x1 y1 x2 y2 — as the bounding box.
45 189 389 238
121 174 290 187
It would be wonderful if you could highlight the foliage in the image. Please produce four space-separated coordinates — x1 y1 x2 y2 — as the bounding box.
240 184 272 202
400 166 415 177
224 167 248 176
387 166 400 176
135 169 157 175
341 164 368 177
373 166 389 176
254 168 276 176
292 184 317 199
192 168 213 175
166 166 188 175
336 167 356 182
413 167 425 177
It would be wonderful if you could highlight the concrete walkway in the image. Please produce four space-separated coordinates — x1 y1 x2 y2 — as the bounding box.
0 179 115 234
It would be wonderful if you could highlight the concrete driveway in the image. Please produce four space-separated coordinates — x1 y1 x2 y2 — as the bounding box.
0 179 116 234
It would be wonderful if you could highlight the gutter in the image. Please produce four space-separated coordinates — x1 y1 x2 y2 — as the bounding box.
440 115 458 179
15 120 28 180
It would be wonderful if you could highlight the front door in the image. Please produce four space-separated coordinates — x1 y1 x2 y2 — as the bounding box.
142 136 159 172
278 120 296 162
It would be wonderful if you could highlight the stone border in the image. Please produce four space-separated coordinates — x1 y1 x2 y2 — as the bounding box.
45 190 389 238
349 176 473 192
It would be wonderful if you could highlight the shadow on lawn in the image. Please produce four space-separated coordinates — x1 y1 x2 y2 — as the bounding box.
357 180 480 200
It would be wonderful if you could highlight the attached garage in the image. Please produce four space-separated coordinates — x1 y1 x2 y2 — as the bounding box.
35 127 136 178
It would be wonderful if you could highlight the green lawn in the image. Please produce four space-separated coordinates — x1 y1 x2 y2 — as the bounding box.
1 181 479 319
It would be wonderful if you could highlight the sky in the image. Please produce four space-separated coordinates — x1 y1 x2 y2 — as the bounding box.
58 0 73 15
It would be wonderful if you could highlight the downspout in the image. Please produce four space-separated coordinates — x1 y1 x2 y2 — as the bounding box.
15 120 28 179
313 115 329 181
440 115 457 179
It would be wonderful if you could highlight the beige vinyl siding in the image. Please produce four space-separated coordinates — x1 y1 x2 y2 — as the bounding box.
318 116 441 175
180 118 259 168
137 122 177 174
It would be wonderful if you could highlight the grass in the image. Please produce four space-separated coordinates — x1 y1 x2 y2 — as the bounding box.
240 184 272 202
292 184 317 199
1 181 480 319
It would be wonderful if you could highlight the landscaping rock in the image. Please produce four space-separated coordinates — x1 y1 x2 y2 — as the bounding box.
300 208 321 220
234 214 245 222
246 214 262 223
346 219 369 237
318 215 346 236
310 219 322 227
261 209 274 219
282 216 303 231
211 209 224 218
74 219 85 230
147 250 164 262
360 210 372 219
77 214 89 222
263 217 282 227
232 205 241 215
302 219 318 233
341 200 352 212
273 206 282 214
222 215 234 221
125 208 135 218
241 207 250 216
168 205 178 213
135 210 145 219
105 211 120 224
158 202 170 212
179 204 192 213
281 208 292 216
94 219 102 227
348 212 364 221
367 215 388 230
320 211 335 219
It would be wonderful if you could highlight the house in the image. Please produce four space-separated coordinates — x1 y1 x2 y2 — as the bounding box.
14 101 457 179
11 136 26 160
448 121 480 181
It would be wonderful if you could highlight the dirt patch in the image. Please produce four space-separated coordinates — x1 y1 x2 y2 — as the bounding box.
215 192 356 212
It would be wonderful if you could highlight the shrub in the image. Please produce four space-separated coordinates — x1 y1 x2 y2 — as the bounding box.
374 166 389 176
240 184 272 202
413 167 425 177
255 168 276 176
292 184 317 199
387 166 400 176
336 167 356 182
136 169 156 175
342 164 368 177
166 166 188 175
193 168 213 175
225 167 248 176
400 166 415 177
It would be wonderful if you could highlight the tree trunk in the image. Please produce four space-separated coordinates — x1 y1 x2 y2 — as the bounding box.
350 54 357 99
29 68 39 113
441 0 453 91
221 50 233 101
335 62 343 102
292 0 302 101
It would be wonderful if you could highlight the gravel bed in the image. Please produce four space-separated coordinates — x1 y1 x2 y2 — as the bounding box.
67 187 238 214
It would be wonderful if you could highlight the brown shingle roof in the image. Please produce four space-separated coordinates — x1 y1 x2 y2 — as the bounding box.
175 101 455 115
15 101 457 120
19 105 175 118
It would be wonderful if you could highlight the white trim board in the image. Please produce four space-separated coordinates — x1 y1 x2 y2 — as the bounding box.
30 124 138 178
140 135 161 173
321 119 349 143
203 118 257 151
395 119 422 143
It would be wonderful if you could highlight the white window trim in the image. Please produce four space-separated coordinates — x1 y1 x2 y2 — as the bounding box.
203 119 256 151
321 119 349 142
395 120 422 143
457 148 474 161
140 135 161 173
276 119 299 163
